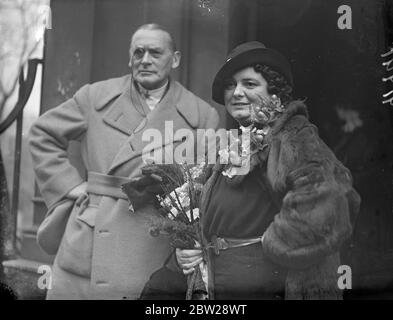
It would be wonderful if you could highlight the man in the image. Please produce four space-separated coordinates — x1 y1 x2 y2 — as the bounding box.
29 24 219 299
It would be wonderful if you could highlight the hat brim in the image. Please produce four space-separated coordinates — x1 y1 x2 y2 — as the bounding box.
212 47 293 105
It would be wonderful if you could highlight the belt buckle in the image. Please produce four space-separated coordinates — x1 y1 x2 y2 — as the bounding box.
211 236 228 256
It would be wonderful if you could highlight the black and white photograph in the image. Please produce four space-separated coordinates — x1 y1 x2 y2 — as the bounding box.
1 0 393 306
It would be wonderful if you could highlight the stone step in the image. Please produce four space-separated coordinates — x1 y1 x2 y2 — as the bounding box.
2 259 51 300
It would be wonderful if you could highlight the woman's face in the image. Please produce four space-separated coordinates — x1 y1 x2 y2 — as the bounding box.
223 67 270 125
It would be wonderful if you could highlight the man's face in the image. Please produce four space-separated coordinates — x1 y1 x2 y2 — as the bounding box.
130 29 180 90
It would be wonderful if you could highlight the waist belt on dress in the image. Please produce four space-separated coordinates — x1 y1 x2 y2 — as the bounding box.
86 172 130 200
208 235 263 256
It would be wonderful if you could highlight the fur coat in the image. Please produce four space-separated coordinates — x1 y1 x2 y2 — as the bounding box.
200 100 360 300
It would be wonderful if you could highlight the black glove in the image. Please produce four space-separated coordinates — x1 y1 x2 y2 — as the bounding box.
121 175 163 212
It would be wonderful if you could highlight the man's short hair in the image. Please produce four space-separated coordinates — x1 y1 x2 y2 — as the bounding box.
131 23 177 52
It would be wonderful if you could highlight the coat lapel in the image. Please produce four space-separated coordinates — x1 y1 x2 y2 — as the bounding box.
102 79 147 136
107 79 200 175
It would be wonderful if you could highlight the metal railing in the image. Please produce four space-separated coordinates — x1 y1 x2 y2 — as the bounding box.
0 58 42 257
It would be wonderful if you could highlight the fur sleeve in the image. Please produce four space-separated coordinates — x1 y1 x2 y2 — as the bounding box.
262 121 360 270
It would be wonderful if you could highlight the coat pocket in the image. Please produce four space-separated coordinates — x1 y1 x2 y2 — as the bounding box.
37 198 75 256
56 193 96 278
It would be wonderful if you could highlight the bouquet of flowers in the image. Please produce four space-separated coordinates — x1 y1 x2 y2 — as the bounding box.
219 94 284 180
122 161 209 300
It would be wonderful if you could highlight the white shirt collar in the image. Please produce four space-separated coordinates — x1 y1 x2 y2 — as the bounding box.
137 80 169 110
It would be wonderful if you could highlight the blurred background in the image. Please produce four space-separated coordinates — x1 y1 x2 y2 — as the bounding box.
1 0 393 299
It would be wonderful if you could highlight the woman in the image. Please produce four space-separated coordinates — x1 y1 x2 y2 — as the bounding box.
176 41 360 300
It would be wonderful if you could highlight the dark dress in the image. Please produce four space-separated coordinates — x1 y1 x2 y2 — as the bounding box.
203 166 286 299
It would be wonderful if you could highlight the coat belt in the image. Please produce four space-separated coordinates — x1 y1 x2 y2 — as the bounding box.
86 172 129 200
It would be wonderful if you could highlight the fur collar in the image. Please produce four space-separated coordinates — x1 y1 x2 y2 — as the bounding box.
271 100 309 135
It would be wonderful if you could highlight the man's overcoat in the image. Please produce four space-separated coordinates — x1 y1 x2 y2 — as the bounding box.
29 74 219 299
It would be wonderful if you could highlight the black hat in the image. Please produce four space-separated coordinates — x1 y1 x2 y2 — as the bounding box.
212 41 293 105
